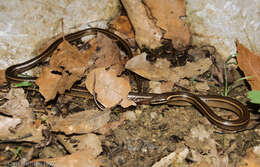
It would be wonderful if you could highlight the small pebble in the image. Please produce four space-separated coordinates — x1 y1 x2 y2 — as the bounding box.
135 109 143 115
150 112 158 119
123 111 137 121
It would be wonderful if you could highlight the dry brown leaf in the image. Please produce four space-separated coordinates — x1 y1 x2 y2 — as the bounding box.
238 147 260 167
36 66 61 101
90 33 124 74
121 0 163 49
149 81 174 93
36 40 90 101
57 133 102 154
109 15 135 39
152 145 189 167
49 40 88 73
0 69 6 86
86 67 135 108
97 115 126 135
0 88 43 143
126 53 212 82
32 149 101 167
50 109 111 135
144 0 190 49
237 40 260 90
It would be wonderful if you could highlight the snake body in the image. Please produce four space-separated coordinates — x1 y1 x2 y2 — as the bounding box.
5 28 250 131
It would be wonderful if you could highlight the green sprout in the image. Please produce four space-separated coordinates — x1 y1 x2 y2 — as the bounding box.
191 77 195 85
41 116 47 123
248 91 260 112
11 146 23 159
222 54 252 96
13 81 32 87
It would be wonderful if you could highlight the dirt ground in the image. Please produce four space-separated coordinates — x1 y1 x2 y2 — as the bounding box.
1 79 257 167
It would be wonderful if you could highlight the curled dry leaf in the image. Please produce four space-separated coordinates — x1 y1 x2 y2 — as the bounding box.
36 40 90 101
86 67 135 108
0 88 43 143
50 109 111 135
126 53 212 82
236 40 260 90
144 0 190 49
121 0 163 49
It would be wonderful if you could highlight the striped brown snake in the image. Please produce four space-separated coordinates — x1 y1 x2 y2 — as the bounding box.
5 28 250 131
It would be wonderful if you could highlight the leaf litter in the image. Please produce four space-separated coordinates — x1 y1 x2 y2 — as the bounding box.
0 1 260 166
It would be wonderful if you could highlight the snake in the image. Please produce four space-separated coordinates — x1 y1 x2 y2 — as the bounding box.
5 28 250 131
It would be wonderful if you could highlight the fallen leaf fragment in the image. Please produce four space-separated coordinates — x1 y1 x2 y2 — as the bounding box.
97 114 126 135
152 145 189 167
237 40 260 90
126 53 212 82
36 66 61 101
32 149 101 167
109 15 135 39
50 109 111 135
36 40 89 101
0 69 6 86
57 133 102 154
91 33 124 74
144 0 190 49
238 146 260 167
0 88 43 143
86 67 135 108
149 81 174 93
121 0 163 49
1 88 31 117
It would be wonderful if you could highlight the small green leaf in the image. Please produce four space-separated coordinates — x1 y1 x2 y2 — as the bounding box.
191 77 195 84
13 81 32 87
234 76 254 83
41 116 47 122
248 91 260 104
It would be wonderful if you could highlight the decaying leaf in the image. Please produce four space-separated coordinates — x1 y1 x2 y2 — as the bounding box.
144 0 190 49
32 149 101 167
90 33 125 74
121 0 163 49
185 125 230 167
0 69 6 86
237 40 260 90
238 147 260 167
50 109 111 135
109 15 135 39
36 66 61 101
126 53 212 82
57 133 102 154
86 67 135 108
97 114 126 135
149 81 174 93
152 145 189 167
36 40 89 101
36 30 126 102
0 88 43 143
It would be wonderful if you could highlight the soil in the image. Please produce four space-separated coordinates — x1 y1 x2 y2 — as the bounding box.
2 77 257 167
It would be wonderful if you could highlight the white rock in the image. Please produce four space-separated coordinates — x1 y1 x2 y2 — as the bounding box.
186 0 260 60
0 0 120 69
